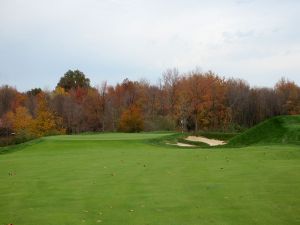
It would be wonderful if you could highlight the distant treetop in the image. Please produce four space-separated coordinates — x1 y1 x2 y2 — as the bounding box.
57 70 90 91
26 88 42 96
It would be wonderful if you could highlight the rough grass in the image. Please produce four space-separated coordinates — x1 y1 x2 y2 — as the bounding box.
0 121 300 225
227 115 300 147
44 132 174 141
194 131 238 141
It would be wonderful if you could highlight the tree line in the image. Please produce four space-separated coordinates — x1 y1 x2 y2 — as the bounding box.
0 69 300 145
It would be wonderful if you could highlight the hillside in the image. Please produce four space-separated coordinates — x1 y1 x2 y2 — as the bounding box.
227 115 300 147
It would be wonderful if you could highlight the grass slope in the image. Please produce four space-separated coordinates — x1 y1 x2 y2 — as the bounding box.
44 132 174 141
0 132 299 225
194 131 238 141
228 115 300 147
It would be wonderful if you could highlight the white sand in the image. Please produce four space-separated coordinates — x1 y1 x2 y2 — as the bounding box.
175 142 195 147
185 136 226 146
166 142 195 147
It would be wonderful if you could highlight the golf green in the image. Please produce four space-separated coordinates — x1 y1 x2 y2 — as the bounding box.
0 132 299 225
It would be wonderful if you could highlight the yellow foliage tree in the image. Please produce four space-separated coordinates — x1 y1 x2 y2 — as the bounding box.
5 106 34 137
53 86 67 96
31 94 65 137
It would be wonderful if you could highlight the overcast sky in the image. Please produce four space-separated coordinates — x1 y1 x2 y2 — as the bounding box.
0 0 299 91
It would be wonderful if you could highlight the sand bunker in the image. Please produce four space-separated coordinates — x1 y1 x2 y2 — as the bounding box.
166 142 195 147
166 136 226 148
185 136 226 146
175 142 195 147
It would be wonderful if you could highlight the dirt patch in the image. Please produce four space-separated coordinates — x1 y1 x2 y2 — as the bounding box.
185 136 226 146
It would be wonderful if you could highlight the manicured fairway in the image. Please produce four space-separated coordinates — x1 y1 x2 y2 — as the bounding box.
0 133 300 225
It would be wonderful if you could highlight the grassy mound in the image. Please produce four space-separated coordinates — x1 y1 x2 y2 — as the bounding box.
227 115 300 147
194 131 238 141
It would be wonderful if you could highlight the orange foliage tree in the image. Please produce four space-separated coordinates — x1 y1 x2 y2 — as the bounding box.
275 78 300 115
118 106 144 132
2 69 300 139
82 88 103 131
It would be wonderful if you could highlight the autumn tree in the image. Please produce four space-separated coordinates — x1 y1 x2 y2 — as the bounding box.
138 83 162 130
1 69 300 142
62 95 84 133
98 81 107 131
162 68 179 128
82 88 103 131
4 106 34 137
225 79 251 128
51 87 68 116
176 76 191 131
0 85 17 117
31 93 65 137
121 78 139 107
275 78 300 115
183 71 214 131
105 79 141 131
119 106 144 132
207 74 230 130
106 85 122 131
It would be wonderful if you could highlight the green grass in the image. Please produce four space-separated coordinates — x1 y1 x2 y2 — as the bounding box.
228 115 300 147
44 132 175 141
194 131 238 141
0 119 300 225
